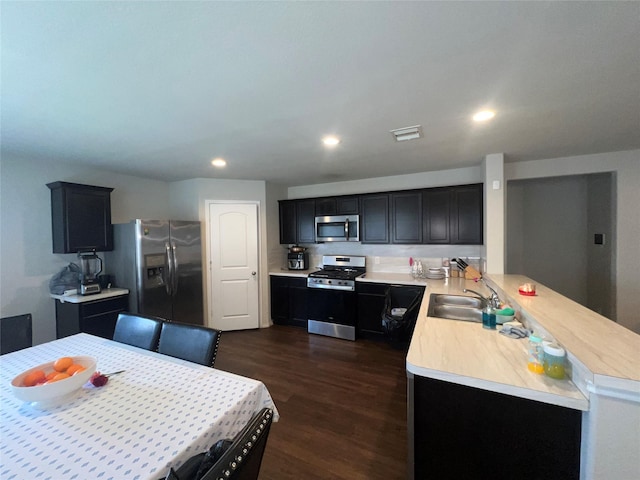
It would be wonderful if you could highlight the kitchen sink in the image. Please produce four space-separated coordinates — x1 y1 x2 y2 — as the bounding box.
428 294 484 309
427 294 484 323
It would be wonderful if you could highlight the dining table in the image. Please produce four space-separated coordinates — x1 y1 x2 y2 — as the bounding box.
0 333 279 480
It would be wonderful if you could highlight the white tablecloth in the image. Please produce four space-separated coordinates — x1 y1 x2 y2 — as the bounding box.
0 333 278 480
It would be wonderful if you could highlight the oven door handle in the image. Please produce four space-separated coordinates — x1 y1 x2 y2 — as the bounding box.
345 219 349 240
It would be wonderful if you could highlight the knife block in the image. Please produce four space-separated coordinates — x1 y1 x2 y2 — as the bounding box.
464 265 482 280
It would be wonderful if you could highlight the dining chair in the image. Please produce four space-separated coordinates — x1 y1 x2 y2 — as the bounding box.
0 313 32 355
200 407 274 480
112 312 163 351
157 322 221 367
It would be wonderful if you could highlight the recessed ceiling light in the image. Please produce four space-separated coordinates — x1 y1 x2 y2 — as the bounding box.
322 135 340 147
211 158 226 167
472 110 496 122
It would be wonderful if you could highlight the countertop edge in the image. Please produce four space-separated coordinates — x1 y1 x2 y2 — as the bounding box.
50 288 129 303
406 361 589 411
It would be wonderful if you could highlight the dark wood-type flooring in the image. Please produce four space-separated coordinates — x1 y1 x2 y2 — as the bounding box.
215 325 408 480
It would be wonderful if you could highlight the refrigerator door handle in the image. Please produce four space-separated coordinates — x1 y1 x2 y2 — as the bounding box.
171 241 179 296
165 242 174 296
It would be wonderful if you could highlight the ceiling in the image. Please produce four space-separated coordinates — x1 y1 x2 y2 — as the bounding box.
2 1 639 187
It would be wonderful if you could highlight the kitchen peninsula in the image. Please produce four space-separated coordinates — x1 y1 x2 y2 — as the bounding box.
405 274 640 480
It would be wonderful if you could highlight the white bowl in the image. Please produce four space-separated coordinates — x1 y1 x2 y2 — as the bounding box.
11 355 97 405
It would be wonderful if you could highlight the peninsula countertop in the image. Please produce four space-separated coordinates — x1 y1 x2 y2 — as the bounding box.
406 276 590 410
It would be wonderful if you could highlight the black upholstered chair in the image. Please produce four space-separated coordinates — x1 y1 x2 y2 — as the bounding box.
157 322 221 367
112 312 163 351
201 407 273 480
1 313 33 355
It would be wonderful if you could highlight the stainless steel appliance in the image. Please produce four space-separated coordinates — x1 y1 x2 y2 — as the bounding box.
315 215 360 242
78 250 103 295
307 255 366 341
106 220 203 325
288 252 308 270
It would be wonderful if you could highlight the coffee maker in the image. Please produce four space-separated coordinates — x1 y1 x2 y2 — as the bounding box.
287 252 309 270
78 250 103 295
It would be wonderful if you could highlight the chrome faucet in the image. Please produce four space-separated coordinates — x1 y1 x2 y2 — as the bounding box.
463 280 501 309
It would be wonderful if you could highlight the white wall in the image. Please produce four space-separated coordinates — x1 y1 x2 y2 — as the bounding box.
0 156 170 344
505 149 640 332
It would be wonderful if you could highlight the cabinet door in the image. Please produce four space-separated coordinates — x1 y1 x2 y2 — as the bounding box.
423 188 451 244
336 196 359 214
360 194 389 244
270 276 289 324
47 182 114 253
391 191 422 244
279 200 297 245
450 184 483 244
315 198 337 216
288 278 309 328
356 282 388 338
80 295 129 339
296 199 316 244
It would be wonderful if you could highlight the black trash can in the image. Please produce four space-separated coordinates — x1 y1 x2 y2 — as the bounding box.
381 285 424 349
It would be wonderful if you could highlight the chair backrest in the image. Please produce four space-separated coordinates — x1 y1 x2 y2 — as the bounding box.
112 312 163 351
200 408 274 480
1 313 33 355
157 322 221 367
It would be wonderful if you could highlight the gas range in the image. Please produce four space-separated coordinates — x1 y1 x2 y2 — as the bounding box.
307 255 366 292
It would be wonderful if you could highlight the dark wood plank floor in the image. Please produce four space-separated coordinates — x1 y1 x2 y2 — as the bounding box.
215 325 408 480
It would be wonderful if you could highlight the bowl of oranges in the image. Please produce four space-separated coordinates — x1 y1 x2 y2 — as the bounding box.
11 356 97 405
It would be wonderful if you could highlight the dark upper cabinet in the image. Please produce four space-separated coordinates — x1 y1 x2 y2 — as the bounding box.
360 194 389 244
423 184 483 245
279 200 297 244
391 191 422 244
450 184 483 244
423 187 451 244
315 197 337 216
47 182 114 253
296 199 316 244
336 196 359 214
315 195 360 216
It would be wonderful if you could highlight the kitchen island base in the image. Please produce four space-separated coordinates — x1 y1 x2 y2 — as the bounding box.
408 374 581 480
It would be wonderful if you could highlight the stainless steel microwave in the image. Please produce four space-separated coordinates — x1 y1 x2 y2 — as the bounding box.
315 215 360 242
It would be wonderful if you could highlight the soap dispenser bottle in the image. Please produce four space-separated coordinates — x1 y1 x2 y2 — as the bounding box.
482 303 496 330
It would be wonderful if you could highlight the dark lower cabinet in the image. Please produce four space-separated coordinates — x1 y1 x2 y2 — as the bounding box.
55 294 129 340
409 375 581 480
270 275 307 328
356 282 388 339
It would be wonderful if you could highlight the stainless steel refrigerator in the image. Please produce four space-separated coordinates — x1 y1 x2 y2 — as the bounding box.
106 220 204 325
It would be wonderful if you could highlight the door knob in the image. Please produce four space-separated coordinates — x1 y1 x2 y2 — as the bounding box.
251 271 257 276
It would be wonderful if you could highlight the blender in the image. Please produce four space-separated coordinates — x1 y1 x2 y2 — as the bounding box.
78 250 103 295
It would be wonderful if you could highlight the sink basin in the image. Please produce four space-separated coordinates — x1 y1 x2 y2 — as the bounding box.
428 294 484 309
427 294 484 323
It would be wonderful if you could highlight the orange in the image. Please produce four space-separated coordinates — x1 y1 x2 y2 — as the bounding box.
66 364 86 375
46 372 70 383
53 357 73 372
45 370 60 381
23 369 46 387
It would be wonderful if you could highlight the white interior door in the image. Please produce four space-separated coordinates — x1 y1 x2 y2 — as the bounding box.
207 202 260 330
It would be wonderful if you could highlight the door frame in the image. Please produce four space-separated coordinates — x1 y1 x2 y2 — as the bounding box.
204 200 262 330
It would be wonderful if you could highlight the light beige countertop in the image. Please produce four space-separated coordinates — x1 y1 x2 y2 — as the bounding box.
406 277 590 410
486 274 640 384
269 269 313 278
50 288 129 303
357 272 429 286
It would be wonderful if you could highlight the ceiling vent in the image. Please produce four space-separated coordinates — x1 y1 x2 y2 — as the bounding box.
390 125 423 142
